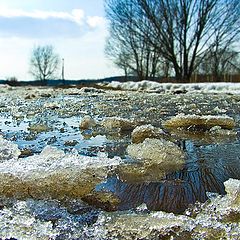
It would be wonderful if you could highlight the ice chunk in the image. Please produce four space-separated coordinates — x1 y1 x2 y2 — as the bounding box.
80 87 105 93
80 115 97 130
101 117 136 132
101 211 191 239
28 123 50 133
127 138 185 165
43 102 59 109
82 192 121 211
131 124 164 143
0 198 98 239
118 138 185 182
164 114 235 130
0 179 239 239
168 127 237 144
209 125 236 135
0 146 121 199
91 178 240 239
224 178 240 206
116 163 168 183
0 136 21 162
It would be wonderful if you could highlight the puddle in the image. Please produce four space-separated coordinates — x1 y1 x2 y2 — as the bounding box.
1 107 239 214
93 139 240 213
0 114 116 156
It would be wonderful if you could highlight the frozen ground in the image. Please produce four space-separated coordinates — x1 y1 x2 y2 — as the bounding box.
0 82 239 239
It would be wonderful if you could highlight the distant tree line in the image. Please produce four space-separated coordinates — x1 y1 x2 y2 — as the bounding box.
105 0 240 82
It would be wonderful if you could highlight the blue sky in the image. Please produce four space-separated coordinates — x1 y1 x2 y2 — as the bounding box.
0 0 121 80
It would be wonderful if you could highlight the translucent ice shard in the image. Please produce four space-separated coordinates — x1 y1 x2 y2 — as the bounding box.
127 138 185 165
101 117 136 132
0 145 121 199
164 114 235 130
118 138 185 182
224 178 240 207
131 124 164 143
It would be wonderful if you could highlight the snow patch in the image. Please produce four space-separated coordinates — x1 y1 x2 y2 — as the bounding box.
100 80 240 94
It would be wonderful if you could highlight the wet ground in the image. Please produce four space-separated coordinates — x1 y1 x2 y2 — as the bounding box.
0 85 240 239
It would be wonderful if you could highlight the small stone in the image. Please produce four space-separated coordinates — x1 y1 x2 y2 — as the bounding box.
173 89 188 94
40 93 52 98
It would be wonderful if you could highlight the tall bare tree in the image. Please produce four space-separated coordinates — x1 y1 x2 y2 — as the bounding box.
138 0 240 82
29 45 60 81
105 0 162 81
106 0 240 82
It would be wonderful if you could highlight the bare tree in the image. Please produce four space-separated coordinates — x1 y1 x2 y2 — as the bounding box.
29 45 60 81
105 37 132 80
105 0 162 81
109 0 240 82
144 0 240 81
197 49 240 81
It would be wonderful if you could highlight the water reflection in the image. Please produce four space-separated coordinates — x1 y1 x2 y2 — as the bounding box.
94 140 240 213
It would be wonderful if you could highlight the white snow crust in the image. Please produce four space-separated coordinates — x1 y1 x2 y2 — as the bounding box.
100 80 240 94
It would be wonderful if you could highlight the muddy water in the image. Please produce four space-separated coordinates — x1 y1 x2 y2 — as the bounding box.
0 86 240 238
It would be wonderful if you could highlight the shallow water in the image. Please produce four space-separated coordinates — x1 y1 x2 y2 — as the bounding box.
0 86 240 238
94 139 240 213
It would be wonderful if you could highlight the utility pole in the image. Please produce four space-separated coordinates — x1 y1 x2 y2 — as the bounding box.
61 58 65 82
